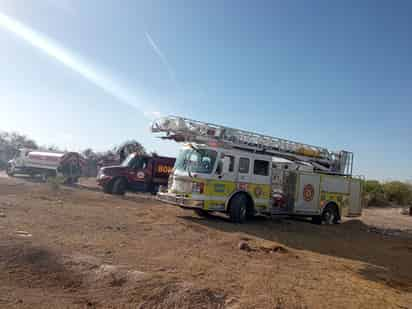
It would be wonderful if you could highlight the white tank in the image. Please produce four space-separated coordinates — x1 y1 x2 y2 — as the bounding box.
25 151 65 169
9 148 85 181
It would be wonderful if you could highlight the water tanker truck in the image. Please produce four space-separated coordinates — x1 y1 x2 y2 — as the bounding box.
7 148 84 183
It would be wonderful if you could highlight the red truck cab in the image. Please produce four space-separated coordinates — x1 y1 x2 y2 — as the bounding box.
97 152 175 195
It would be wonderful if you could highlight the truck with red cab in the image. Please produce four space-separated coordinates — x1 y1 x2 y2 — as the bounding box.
97 152 175 195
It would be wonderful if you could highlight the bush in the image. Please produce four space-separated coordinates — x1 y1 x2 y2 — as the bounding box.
364 180 383 194
363 180 388 207
364 179 412 207
383 181 412 206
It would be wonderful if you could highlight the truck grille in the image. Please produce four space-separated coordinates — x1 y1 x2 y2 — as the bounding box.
170 177 191 194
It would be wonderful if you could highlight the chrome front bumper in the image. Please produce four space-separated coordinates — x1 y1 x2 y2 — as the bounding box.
157 192 204 208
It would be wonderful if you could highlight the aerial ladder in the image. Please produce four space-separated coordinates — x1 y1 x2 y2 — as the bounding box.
151 115 353 176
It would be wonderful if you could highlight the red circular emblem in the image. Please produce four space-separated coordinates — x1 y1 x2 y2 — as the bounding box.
303 184 314 202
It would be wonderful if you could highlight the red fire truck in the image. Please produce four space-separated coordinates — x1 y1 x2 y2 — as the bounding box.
97 152 175 195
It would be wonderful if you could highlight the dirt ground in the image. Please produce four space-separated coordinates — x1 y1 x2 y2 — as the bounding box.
0 174 412 309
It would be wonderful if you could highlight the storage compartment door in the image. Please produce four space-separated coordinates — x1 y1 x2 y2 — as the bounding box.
294 173 320 214
348 180 362 216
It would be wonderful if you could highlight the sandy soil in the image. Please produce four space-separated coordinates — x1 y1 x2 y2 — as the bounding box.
0 174 411 308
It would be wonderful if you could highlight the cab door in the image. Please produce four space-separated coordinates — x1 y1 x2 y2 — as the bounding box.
211 153 237 198
216 154 237 182
250 158 271 206
15 150 25 167
128 157 149 192
236 156 252 185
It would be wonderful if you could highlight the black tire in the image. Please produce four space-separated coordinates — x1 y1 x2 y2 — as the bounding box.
112 178 126 195
6 165 14 177
103 182 113 194
151 184 159 195
194 208 209 217
65 177 79 185
322 204 339 225
229 194 248 223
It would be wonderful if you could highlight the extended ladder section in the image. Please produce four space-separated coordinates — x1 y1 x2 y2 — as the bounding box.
151 116 353 175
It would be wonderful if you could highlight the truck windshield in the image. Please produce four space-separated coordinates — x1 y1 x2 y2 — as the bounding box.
121 153 136 167
174 148 217 174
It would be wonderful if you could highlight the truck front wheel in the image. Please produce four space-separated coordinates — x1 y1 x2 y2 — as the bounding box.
112 178 126 195
229 193 248 223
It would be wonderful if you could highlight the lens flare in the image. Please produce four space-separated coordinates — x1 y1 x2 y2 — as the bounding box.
0 12 159 118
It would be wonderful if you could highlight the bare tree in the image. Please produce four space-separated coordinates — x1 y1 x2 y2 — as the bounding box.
0 131 39 169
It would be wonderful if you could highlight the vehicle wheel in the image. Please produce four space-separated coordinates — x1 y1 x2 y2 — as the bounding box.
322 205 339 225
194 208 209 217
112 178 126 195
65 177 78 185
103 182 113 194
6 165 14 177
229 194 248 223
151 184 159 195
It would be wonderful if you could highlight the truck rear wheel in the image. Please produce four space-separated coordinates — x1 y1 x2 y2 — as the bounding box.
229 194 248 223
323 204 339 224
112 178 126 195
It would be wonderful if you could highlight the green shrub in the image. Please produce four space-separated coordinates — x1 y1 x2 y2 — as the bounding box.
364 180 384 194
383 181 412 205
363 180 387 206
363 179 412 207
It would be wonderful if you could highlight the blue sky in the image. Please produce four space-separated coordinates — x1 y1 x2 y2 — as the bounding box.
0 0 411 180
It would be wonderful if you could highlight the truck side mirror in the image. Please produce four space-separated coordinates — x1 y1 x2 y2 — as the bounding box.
222 156 231 174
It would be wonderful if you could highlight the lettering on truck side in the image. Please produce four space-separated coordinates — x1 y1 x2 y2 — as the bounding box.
157 165 173 174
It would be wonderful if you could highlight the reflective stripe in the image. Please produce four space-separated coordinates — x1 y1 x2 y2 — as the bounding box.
191 194 226 201
254 198 270 205
191 194 269 206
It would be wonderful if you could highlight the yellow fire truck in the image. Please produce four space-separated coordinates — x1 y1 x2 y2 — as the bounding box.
151 116 363 224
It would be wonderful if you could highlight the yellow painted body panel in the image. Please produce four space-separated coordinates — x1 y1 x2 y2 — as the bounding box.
191 179 271 211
